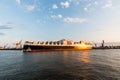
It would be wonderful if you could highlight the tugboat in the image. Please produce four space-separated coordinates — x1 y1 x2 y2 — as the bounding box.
23 39 92 52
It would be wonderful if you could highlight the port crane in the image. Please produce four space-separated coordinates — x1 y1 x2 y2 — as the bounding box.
15 40 22 49
3 44 8 49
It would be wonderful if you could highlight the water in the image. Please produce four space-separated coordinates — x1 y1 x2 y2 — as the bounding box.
0 50 120 80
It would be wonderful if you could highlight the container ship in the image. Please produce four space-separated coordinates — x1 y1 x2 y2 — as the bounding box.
23 39 92 52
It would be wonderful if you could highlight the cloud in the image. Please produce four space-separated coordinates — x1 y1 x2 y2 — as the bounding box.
94 1 98 5
0 25 12 29
64 17 87 23
84 7 88 12
51 14 63 19
61 1 70 8
25 5 35 11
68 0 80 5
0 33 4 35
84 2 97 12
36 19 46 24
16 0 36 11
58 14 63 18
104 0 113 8
6 22 13 25
84 4 91 12
52 4 58 9
16 0 21 4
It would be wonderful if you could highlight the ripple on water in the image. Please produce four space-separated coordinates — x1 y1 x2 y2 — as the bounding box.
0 50 120 80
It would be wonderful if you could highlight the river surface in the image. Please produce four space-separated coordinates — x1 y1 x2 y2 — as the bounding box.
0 50 120 80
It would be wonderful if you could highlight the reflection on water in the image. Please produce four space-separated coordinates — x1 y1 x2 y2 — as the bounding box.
0 50 120 80
77 51 92 79
78 51 90 63
63 51 90 63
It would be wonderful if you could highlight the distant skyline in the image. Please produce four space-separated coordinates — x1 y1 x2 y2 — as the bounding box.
0 0 120 46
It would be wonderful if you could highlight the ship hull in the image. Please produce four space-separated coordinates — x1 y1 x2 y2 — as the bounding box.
23 45 92 52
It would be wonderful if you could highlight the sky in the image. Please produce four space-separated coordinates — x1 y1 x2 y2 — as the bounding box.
0 0 120 46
